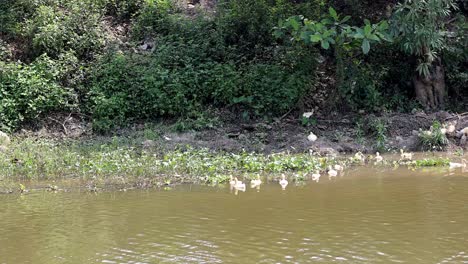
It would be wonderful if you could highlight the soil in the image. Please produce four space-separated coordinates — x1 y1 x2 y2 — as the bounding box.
15 110 468 155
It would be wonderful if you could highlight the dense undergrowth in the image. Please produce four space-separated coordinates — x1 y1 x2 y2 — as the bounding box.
0 0 467 133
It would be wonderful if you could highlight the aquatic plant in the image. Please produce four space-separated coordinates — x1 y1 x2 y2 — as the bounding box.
409 158 450 167
0 138 324 185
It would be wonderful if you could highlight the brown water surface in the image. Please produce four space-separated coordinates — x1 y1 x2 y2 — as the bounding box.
1 167 468 263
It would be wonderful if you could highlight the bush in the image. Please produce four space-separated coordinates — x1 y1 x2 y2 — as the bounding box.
89 48 314 132
130 0 173 39
23 2 105 60
417 121 449 151
88 9 317 132
0 55 74 131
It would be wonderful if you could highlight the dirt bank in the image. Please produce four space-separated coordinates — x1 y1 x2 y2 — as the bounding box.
13 110 468 155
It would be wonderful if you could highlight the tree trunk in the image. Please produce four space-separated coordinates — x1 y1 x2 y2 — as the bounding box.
413 60 446 110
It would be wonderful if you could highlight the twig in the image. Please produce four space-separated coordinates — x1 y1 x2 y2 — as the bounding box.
277 108 295 122
47 117 68 135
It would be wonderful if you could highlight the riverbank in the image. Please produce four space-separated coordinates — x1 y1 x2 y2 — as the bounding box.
0 135 462 194
2 110 467 194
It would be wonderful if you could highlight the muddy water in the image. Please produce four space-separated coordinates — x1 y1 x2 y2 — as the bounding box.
1 167 468 264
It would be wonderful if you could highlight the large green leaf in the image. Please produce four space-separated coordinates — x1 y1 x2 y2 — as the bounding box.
310 34 322 42
361 39 370 54
329 7 338 20
289 18 300 31
364 24 372 37
321 40 330 49
341 16 351 24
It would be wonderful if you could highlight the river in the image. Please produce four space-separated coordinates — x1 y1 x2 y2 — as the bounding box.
1 167 467 263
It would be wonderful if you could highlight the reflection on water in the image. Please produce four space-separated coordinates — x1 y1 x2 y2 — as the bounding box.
1 167 468 264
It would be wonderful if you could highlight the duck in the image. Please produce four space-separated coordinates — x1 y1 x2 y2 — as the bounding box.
449 159 467 169
279 174 288 189
311 171 321 182
327 166 338 178
307 132 318 142
400 149 413 161
354 152 365 162
233 178 246 191
374 152 383 163
334 164 344 172
250 176 262 188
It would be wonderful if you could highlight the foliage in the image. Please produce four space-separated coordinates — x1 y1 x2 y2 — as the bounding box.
130 0 173 39
90 48 314 132
445 15 468 103
101 0 146 20
90 10 316 132
0 138 325 183
371 118 387 152
216 0 323 57
0 55 74 131
274 7 392 110
275 7 391 55
417 121 449 151
410 157 450 167
23 2 105 60
0 0 466 133
391 0 459 77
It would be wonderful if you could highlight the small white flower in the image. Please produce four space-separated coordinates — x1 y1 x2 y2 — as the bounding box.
302 112 314 118
307 132 318 142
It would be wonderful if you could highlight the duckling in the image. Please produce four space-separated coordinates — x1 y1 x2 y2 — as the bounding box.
328 166 338 179
311 171 321 182
449 159 467 169
400 149 413 161
250 176 262 188
354 152 365 162
233 178 246 191
334 164 344 172
279 174 288 189
307 132 318 142
374 152 383 163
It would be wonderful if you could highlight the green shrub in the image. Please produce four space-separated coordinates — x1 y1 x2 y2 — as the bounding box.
0 55 74 131
130 0 173 39
23 2 105 59
418 121 449 151
90 47 314 132
101 0 146 20
370 118 387 152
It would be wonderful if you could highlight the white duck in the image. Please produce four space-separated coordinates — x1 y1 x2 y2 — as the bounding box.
233 178 246 191
250 176 262 188
449 159 467 169
328 166 338 179
374 152 383 163
279 174 288 189
354 152 365 162
334 164 344 172
400 149 413 161
311 171 321 182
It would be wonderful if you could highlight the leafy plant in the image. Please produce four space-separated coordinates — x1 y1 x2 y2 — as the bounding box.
391 0 458 77
0 55 74 131
23 2 105 60
417 121 449 151
274 7 391 55
371 118 387 152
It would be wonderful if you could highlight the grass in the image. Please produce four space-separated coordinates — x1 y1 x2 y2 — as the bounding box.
0 136 455 193
0 137 325 187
